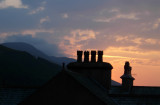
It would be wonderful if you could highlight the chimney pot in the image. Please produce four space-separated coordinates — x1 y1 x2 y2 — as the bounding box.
91 51 96 62
84 51 89 62
98 51 103 62
77 51 83 62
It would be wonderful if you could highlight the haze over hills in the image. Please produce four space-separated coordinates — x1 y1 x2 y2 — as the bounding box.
1 42 121 86
2 42 49 59
2 42 76 65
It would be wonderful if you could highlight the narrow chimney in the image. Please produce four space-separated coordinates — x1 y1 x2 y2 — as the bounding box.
84 51 89 62
120 61 135 91
77 51 83 62
98 51 103 62
91 51 96 62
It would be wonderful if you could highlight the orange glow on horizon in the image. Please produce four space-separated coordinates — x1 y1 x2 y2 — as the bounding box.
103 55 160 86
67 48 160 86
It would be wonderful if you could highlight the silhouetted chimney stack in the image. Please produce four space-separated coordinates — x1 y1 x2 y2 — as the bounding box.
91 51 96 62
120 61 135 91
68 50 113 90
84 51 89 62
77 51 83 62
98 51 103 62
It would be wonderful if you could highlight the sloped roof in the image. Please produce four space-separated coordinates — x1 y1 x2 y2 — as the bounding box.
67 70 116 105
18 70 117 105
0 70 119 105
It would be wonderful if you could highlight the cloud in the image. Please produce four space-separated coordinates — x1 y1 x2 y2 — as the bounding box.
0 29 54 41
114 35 160 51
0 0 28 9
21 29 54 36
0 32 19 42
28 1 46 15
29 6 45 14
145 38 157 45
61 13 69 19
1 0 160 58
0 29 54 44
59 29 98 57
142 18 160 31
69 29 96 43
109 8 119 13
104 46 160 66
115 35 159 46
116 13 139 20
152 18 160 29
40 16 50 24
94 10 139 23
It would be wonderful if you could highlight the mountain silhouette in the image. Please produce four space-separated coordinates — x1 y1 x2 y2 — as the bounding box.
0 45 61 87
2 42 76 65
2 42 49 58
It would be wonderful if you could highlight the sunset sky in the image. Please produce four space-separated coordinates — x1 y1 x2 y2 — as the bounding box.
0 0 160 86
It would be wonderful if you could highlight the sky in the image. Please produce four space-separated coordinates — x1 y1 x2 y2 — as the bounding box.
0 0 160 86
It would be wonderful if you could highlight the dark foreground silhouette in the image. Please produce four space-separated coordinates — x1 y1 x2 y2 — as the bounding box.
0 45 61 87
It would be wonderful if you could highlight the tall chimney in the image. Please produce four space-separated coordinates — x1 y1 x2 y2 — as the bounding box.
98 51 103 62
120 61 135 91
91 51 96 62
77 51 83 62
84 51 89 62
